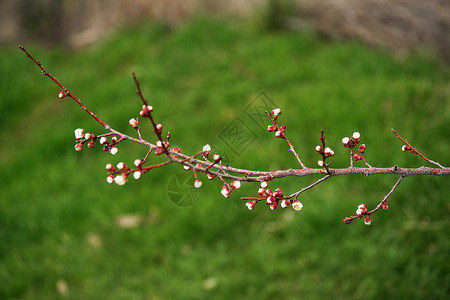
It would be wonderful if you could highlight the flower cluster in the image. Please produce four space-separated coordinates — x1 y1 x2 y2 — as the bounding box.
267 108 286 138
342 131 361 148
74 128 120 154
316 130 335 168
246 180 303 211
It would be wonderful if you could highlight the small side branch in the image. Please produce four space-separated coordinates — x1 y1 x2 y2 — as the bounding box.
392 128 445 169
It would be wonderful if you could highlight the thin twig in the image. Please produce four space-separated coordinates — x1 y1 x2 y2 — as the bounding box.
392 128 444 168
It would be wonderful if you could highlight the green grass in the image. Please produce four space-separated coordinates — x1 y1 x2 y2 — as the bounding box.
1 18 449 299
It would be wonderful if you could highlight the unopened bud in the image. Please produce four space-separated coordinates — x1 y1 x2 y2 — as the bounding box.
281 200 291 208
342 137 350 147
231 180 241 189
134 159 142 168
364 215 372 225
353 153 362 161
267 124 277 132
99 137 108 145
133 171 142 180
221 186 230 198
74 143 83 151
106 163 115 171
117 162 127 170
359 144 366 154
106 175 114 184
194 179 203 188
58 92 68 99
156 124 163 133
110 146 118 155
87 140 95 148
246 200 257 210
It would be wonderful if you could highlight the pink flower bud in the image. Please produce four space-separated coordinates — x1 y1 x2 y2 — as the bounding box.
74 143 83 151
402 145 411 152
266 195 276 204
221 186 230 198
74 128 85 139
269 201 278 210
156 141 162 148
213 154 220 162
117 162 127 170
156 124 163 133
129 118 139 129
275 130 284 138
273 188 283 198
260 181 268 188
85 132 94 139
134 159 142 168
106 175 114 184
146 105 153 112
257 188 267 197
183 165 191 171
111 136 118 143
280 200 291 208
99 137 108 145
194 179 203 188
352 132 360 140
265 174 274 181
105 163 115 171
207 173 215 180
317 160 324 167
267 124 277 132
58 92 67 99
110 146 118 155
292 200 303 211
364 215 372 225
154 148 164 155
272 108 282 120
342 137 350 147
324 147 334 156
353 154 362 161
381 201 389 210
359 144 366 154
344 217 353 224
87 140 95 148
231 180 241 189
173 146 180 153
356 204 367 216
133 171 142 180
315 145 322 153
246 201 257 210
203 144 211 154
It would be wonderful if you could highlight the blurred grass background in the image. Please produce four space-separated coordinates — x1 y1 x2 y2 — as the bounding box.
1 3 450 299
